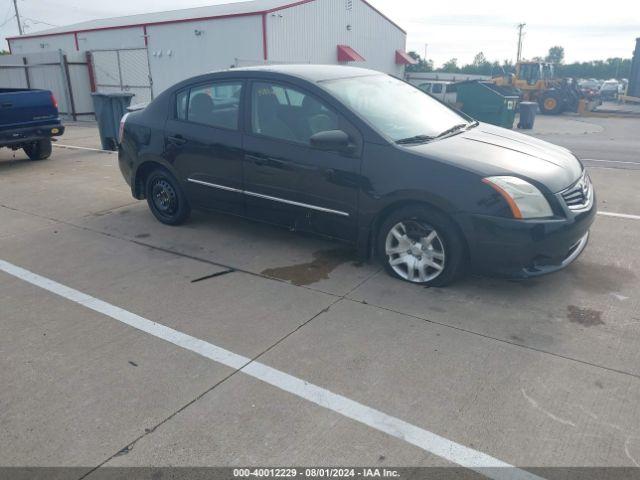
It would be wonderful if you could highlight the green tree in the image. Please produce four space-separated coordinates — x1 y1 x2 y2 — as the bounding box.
0 50 9 55
546 46 565 64
405 51 434 73
441 58 460 73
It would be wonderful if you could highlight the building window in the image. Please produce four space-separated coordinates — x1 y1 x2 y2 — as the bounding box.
176 82 242 130
251 82 339 144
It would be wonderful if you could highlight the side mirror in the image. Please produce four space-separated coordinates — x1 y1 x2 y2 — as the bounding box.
310 130 354 154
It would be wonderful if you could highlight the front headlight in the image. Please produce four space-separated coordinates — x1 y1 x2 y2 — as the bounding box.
483 176 553 219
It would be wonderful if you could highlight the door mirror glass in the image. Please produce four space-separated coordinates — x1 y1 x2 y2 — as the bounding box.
310 130 353 153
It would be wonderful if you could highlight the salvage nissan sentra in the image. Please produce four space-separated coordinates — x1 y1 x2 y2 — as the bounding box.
118 65 596 286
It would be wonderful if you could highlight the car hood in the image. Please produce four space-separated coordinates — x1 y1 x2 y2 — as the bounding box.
408 123 583 193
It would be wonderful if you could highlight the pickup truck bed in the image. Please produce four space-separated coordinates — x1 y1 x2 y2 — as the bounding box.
1 88 65 160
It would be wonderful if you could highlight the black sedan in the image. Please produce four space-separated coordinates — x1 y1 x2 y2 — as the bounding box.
118 65 596 286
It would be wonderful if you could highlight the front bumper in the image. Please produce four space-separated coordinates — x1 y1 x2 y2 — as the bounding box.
0 123 65 148
455 195 597 278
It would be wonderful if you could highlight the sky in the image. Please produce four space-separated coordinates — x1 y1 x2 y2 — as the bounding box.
1 0 638 67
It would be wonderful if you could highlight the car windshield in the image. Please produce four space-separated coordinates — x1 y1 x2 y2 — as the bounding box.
322 74 469 143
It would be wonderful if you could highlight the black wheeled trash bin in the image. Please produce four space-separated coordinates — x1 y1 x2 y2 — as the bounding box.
518 102 538 130
91 92 135 151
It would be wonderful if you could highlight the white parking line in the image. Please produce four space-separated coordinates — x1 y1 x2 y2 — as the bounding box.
0 258 542 480
598 211 640 221
53 144 115 153
583 158 640 165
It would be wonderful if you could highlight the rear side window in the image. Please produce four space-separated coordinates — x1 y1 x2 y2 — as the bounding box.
176 90 189 120
175 81 243 130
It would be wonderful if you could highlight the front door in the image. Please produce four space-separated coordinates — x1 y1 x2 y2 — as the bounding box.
165 80 245 215
242 80 362 241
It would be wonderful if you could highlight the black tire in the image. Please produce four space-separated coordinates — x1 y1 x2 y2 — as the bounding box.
540 92 562 115
144 168 191 225
23 139 52 161
377 205 467 287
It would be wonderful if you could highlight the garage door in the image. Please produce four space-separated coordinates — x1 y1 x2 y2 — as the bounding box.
90 48 153 105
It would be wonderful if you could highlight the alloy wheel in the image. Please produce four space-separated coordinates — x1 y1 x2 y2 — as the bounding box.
385 220 446 283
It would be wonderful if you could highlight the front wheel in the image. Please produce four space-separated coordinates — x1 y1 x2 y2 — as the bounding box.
377 205 466 287
23 139 52 160
540 93 562 115
145 168 191 225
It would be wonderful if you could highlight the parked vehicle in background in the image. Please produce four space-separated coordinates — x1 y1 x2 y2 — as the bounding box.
578 78 601 100
0 88 64 160
415 81 457 104
118 65 595 286
599 80 620 101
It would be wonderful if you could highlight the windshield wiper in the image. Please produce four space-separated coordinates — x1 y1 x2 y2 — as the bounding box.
436 123 470 138
395 134 434 145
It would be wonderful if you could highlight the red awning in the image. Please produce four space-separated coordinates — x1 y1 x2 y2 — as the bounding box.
396 50 417 65
337 45 365 62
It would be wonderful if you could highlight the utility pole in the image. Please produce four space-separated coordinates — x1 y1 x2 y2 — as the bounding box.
516 23 526 63
13 0 24 35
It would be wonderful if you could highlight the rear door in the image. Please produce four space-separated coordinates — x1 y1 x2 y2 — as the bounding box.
164 80 245 215
242 80 362 241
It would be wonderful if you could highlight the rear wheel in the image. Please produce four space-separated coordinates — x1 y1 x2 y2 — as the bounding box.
377 205 466 286
23 139 52 160
145 168 191 225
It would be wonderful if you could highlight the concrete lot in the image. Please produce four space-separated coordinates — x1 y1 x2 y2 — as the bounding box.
1 116 640 478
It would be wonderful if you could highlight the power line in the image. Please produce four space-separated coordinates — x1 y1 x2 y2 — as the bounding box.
23 16 58 27
0 13 16 29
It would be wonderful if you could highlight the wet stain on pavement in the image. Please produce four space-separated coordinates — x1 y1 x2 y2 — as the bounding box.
135 233 150 239
565 261 635 294
567 305 604 326
261 248 357 286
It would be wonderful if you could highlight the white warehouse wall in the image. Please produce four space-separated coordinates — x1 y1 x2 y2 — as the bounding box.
77 27 146 51
8 34 76 54
146 16 264 95
266 0 406 77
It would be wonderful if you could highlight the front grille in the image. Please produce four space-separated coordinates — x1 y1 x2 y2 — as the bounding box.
561 172 593 211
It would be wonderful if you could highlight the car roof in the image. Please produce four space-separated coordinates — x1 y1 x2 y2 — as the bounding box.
217 64 384 82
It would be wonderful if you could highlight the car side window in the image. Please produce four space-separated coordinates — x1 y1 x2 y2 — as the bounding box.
432 84 443 94
176 89 189 120
176 81 242 130
251 81 339 145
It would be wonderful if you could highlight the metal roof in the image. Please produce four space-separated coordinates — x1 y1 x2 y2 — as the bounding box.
8 0 405 40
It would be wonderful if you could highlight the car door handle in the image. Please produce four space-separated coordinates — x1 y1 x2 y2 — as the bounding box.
324 168 336 179
167 135 187 146
1 103 13 108
245 154 270 167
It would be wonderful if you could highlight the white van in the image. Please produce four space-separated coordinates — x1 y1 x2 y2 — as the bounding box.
415 81 457 105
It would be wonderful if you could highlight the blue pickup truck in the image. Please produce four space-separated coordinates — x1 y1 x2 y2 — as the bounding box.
0 88 65 160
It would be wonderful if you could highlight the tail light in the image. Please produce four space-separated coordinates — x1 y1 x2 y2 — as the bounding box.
118 112 130 144
50 93 58 109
